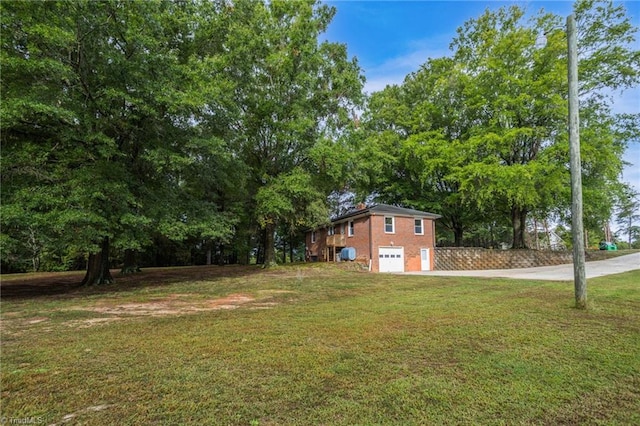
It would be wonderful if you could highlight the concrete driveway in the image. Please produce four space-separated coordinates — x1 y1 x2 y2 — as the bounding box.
407 252 640 281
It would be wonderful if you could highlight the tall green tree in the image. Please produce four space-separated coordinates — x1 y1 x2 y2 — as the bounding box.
218 0 364 266
454 1 639 247
356 60 475 246
1 0 235 282
400 58 481 246
451 6 570 248
356 0 638 249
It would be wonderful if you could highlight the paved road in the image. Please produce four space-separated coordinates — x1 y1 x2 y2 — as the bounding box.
407 252 640 281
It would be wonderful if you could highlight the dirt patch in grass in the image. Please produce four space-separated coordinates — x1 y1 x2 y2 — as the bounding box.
2 291 295 334
58 292 290 330
52 404 115 425
0 264 314 335
84 292 255 316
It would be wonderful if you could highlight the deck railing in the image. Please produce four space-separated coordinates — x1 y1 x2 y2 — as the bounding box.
326 234 346 247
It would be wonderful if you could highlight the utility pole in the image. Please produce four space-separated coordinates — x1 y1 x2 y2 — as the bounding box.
567 14 587 309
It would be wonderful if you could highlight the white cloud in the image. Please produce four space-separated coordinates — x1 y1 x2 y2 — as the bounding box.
363 34 454 94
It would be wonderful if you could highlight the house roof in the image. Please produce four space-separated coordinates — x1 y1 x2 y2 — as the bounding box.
331 204 441 223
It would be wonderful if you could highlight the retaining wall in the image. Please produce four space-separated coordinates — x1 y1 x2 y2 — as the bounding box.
435 248 577 270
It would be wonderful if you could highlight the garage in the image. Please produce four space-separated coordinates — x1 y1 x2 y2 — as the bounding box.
378 247 404 273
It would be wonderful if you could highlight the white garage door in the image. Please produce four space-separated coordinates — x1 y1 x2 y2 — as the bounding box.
378 247 404 273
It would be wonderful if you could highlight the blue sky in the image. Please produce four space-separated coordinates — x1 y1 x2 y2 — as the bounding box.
323 0 640 202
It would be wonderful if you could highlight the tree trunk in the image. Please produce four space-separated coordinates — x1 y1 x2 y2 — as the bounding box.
451 217 464 247
289 234 294 263
217 243 225 266
584 229 589 249
604 221 612 242
28 226 41 272
263 223 277 267
120 249 141 275
82 237 114 285
282 238 286 264
238 234 251 265
489 222 495 249
454 227 463 247
206 241 212 265
511 207 528 249
544 219 551 250
255 230 264 265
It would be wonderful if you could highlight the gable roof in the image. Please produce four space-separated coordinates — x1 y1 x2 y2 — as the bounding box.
331 204 441 223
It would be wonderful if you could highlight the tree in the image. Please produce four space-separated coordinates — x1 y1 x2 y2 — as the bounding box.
450 6 570 248
355 1 638 249
255 168 329 266
218 0 364 265
449 1 639 248
1 1 235 282
400 58 482 246
2 0 90 274
616 186 640 246
355 60 476 246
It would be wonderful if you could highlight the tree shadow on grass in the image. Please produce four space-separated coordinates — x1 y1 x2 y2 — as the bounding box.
0 265 266 300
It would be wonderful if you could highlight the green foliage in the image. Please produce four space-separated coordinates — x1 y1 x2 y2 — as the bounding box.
1 0 364 273
256 168 329 232
4 0 635 271
218 0 364 264
356 0 639 248
616 186 640 246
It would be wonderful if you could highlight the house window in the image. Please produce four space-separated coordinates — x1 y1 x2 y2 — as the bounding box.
348 220 354 236
414 219 424 235
311 231 316 243
384 216 395 233
328 226 335 236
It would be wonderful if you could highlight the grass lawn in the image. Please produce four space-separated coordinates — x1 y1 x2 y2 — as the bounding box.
1 264 639 425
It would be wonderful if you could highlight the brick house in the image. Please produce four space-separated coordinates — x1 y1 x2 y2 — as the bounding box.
305 204 441 273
